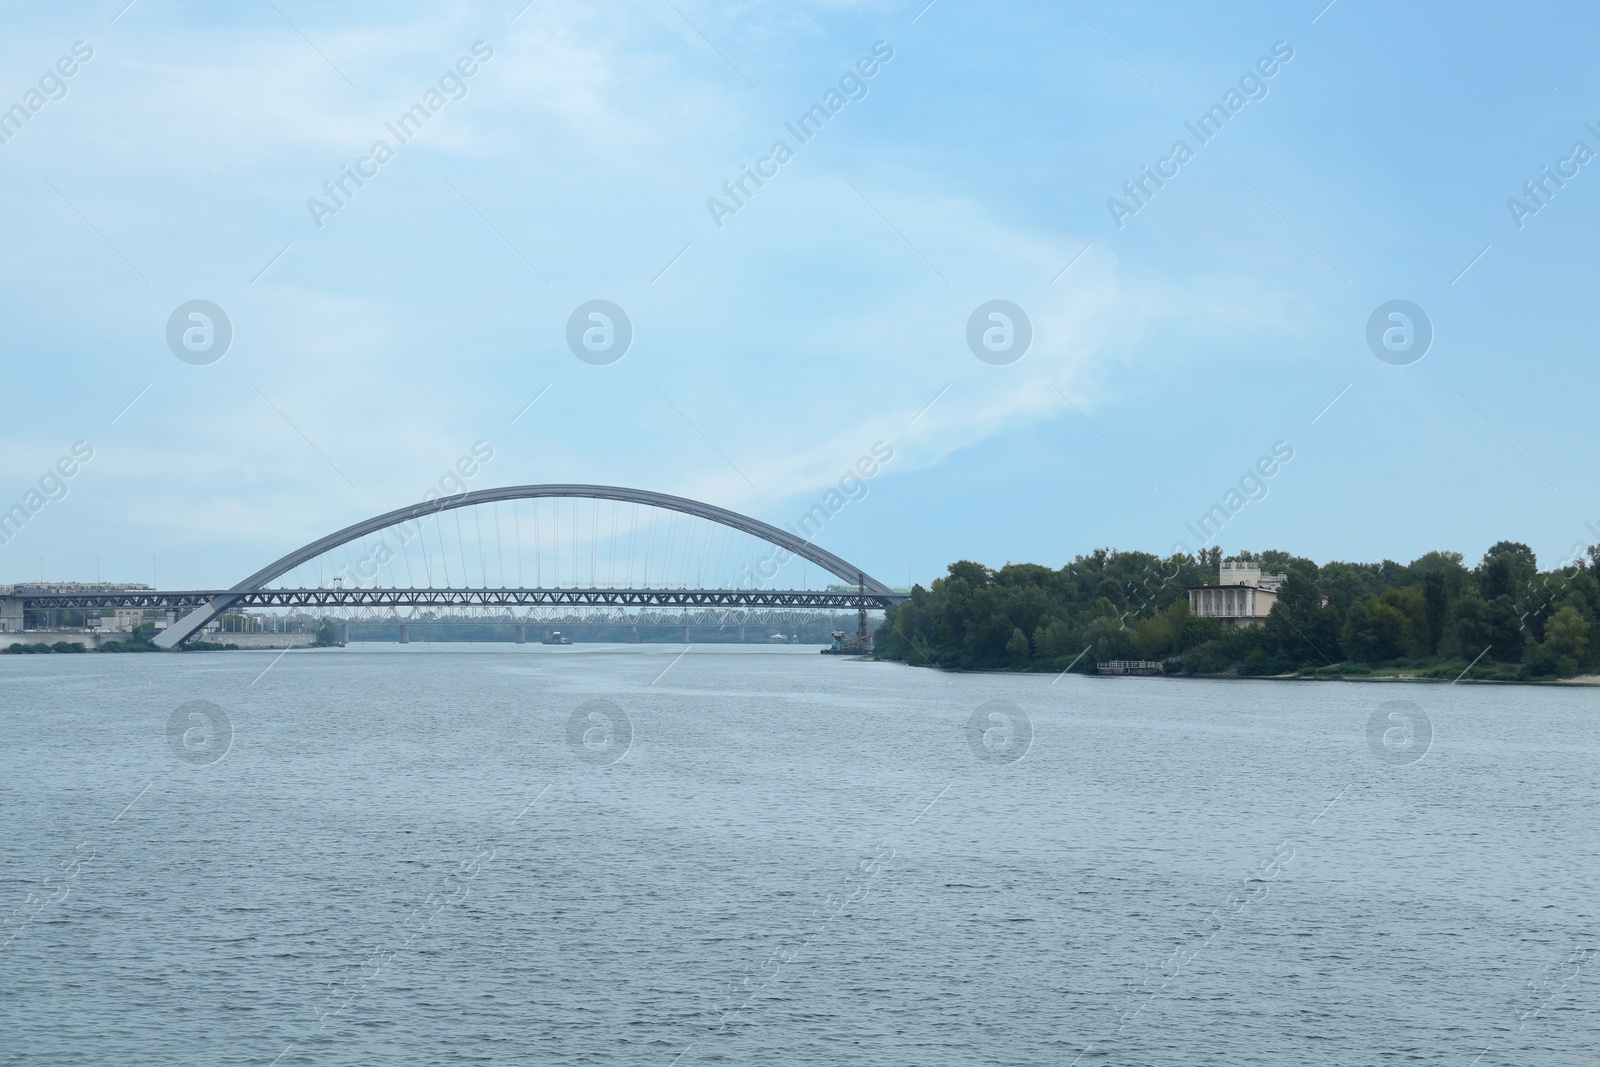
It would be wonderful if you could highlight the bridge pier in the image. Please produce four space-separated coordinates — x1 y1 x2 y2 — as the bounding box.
515 624 527 644
682 624 690 643
0 596 22 633
398 623 409 644
338 622 349 646
737 622 745 641
629 623 639 643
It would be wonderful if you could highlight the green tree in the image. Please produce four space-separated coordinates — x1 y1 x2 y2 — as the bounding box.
1033 618 1084 665
1411 550 1470 595
1521 641 1574 679
1378 586 1430 658
1449 596 1491 659
1422 570 1448 656
1543 605 1590 662
1132 601 1185 660
1480 555 1515 601
1178 615 1222 651
1083 615 1134 663
1096 577 1126 613
1478 542 1536 600
1004 626 1031 664
1341 598 1409 664
1264 571 1340 667
1485 596 1526 662
1449 594 1524 662
1258 550 1320 577
1319 562 1381 622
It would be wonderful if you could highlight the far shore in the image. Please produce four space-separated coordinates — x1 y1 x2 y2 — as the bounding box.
1187 671 1600 687
887 660 1600 687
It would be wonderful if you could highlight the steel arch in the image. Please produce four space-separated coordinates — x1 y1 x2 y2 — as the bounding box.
154 485 893 647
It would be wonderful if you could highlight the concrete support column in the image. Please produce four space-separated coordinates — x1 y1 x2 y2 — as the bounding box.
629 623 640 643
737 622 746 641
338 622 349 645
515 624 527 644
682 624 690 642
0 596 22 633
398 623 410 644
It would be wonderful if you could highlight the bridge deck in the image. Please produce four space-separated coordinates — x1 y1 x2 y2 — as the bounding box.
18 588 909 611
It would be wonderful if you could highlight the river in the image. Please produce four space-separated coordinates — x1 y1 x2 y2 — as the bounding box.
2 645 1595 1065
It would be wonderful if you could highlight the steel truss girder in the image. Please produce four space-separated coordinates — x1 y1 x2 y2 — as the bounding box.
22 587 904 611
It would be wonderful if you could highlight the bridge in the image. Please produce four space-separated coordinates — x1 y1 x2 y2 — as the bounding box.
10 485 906 649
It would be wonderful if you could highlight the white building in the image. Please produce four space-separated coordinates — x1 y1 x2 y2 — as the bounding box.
1187 561 1287 627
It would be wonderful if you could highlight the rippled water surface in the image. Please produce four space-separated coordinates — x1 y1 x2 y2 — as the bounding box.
2 645 1596 1065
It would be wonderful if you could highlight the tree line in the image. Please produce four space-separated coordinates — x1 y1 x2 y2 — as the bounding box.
874 542 1600 681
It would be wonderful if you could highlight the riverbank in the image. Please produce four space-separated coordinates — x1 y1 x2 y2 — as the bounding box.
876 546 1600 683
881 657 1600 687
3 631 318 653
1181 668 1600 687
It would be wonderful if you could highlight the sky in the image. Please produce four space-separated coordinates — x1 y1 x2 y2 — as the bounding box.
1 0 1597 591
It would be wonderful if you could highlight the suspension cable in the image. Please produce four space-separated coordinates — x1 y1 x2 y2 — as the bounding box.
493 502 505 589
513 500 523 588
434 513 450 588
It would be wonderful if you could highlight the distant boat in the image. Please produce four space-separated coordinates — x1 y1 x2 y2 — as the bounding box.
542 631 571 645
821 629 871 656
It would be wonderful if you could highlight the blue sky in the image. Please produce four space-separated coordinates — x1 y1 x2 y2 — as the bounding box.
1 0 1596 590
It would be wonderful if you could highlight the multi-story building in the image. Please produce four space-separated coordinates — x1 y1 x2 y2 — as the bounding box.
1186 561 1286 627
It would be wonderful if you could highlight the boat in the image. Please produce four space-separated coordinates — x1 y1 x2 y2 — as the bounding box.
820 628 871 656
542 631 572 645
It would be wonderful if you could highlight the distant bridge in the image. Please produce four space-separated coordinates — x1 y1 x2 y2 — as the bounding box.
14 485 905 648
